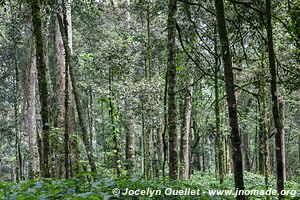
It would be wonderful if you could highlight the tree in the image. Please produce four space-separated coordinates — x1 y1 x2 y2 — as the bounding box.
179 74 193 180
214 0 245 199
167 0 178 180
31 0 51 178
265 0 285 198
57 4 97 174
27 42 40 179
214 29 224 184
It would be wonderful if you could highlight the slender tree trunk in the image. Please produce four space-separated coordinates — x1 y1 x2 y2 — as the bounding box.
108 67 121 177
64 37 70 179
146 0 152 78
153 128 160 179
56 17 66 130
123 0 135 174
258 103 265 175
31 0 51 178
14 56 21 182
180 76 193 180
242 132 251 172
167 0 178 180
28 42 40 179
215 0 245 198
214 27 224 184
266 0 285 198
125 96 135 172
262 81 270 200
215 67 224 180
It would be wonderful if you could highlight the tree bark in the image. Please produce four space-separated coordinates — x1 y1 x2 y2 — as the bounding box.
31 0 51 178
167 0 178 180
266 0 285 198
28 42 40 179
180 76 193 180
215 0 245 198
125 96 135 172
108 67 121 177
214 27 224 184
57 11 97 174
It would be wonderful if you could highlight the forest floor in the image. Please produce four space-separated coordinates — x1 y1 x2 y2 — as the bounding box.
0 171 299 199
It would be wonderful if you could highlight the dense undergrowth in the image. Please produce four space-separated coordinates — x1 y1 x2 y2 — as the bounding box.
0 172 299 199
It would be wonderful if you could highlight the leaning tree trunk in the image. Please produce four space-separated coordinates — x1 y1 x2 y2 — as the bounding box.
55 0 75 179
28 42 40 179
265 0 285 198
31 0 51 178
214 0 245 199
57 10 97 174
167 0 178 180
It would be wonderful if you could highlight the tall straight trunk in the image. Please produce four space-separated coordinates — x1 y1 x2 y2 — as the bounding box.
179 76 193 180
56 17 66 129
215 0 245 198
266 0 285 198
146 0 152 78
214 27 224 184
55 16 66 178
28 42 40 179
278 101 286 182
125 97 135 172
31 0 51 178
14 53 22 182
153 128 160 179
242 133 251 172
108 67 121 177
57 11 97 174
215 64 224 181
167 0 178 180
259 49 270 198
261 80 270 199
64 38 70 179
201 137 205 172
258 105 264 174
123 0 135 174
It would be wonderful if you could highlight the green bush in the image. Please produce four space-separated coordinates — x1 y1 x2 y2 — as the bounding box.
0 172 299 199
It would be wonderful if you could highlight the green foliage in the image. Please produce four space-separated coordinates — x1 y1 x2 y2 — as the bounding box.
0 172 299 199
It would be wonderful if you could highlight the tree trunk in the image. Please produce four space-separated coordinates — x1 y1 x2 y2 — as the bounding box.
57 10 97 174
180 76 193 180
153 128 160 179
125 96 135 172
167 0 178 180
242 132 251 172
31 0 51 178
266 0 285 198
64 33 70 179
108 67 121 177
214 27 224 184
215 0 245 198
28 42 40 179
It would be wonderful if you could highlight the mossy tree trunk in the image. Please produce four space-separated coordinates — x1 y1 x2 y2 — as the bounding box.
28 42 40 179
215 0 245 199
179 75 193 180
31 0 51 178
57 9 97 174
167 0 178 180
265 0 285 198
